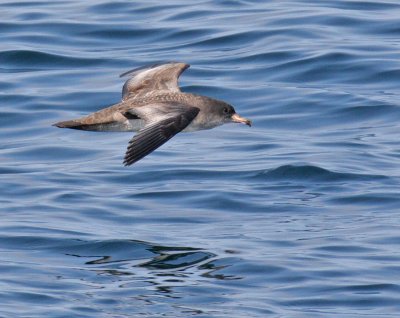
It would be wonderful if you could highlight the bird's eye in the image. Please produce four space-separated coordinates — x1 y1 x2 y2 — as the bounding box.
223 107 229 114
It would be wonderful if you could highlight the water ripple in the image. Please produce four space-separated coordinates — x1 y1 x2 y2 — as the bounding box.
2 0 400 317
0 50 106 70
254 165 387 182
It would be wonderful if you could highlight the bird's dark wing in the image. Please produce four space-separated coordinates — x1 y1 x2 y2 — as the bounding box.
120 62 189 100
123 105 199 166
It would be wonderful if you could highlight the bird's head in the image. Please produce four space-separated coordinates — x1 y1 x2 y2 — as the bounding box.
218 103 252 127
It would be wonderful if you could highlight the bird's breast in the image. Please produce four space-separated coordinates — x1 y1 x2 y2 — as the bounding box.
183 113 222 132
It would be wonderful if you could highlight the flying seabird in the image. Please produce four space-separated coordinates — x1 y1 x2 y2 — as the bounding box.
53 62 251 166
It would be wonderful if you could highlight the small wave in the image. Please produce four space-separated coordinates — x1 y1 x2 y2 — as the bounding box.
326 104 400 123
87 2 134 14
81 28 164 41
191 30 266 47
0 235 213 270
254 165 386 182
140 251 215 270
330 193 400 206
321 1 399 11
0 50 105 70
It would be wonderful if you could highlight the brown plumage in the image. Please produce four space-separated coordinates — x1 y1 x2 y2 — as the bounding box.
54 62 251 166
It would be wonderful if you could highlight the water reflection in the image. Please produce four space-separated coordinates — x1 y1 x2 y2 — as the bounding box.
61 238 242 281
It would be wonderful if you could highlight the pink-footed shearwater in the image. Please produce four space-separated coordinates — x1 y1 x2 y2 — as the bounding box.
54 62 251 166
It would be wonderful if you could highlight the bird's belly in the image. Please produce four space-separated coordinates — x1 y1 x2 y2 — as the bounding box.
127 119 145 132
90 119 144 132
183 120 221 132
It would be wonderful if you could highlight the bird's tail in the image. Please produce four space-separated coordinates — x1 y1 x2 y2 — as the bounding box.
53 120 83 129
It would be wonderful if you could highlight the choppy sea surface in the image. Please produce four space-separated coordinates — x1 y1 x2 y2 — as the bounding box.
2 1 400 317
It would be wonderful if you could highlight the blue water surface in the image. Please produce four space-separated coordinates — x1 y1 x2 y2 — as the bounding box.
1 1 400 317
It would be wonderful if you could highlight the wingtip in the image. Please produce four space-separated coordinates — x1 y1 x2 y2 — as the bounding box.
123 154 135 166
123 159 131 166
119 61 189 78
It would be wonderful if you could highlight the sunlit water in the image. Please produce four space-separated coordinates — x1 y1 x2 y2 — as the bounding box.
1 1 400 317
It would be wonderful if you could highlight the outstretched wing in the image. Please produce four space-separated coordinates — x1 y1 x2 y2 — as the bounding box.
123 104 199 166
120 62 189 100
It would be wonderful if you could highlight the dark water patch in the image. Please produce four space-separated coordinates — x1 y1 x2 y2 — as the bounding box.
198 257 243 280
0 1 60 8
0 50 106 69
270 13 367 30
216 0 252 8
366 69 400 84
207 260 296 288
313 244 376 254
0 21 99 36
327 283 400 293
190 192 270 213
125 3 184 16
280 296 400 308
330 193 400 205
0 80 14 90
0 235 74 250
98 168 249 185
127 189 209 201
5 34 62 47
319 0 400 11
370 236 400 246
60 239 158 263
1 184 59 202
0 111 27 128
163 28 212 42
164 9 218 22
312 140 375 150
81 28 167 42
87 1 135 14
266 51 377 84
117 187 271 214
377 22 400 36
16 12 50 20
1 291 63 305
228 142 280 152
0 166 34 175
6 145 98 163
325 104 400 123
272 26 326 40
1 93 37 105
233 50 303 65
141 251 215 270
320 15 376 30
187 30 267 48
0 235 213 271
253 165 386 182
1 225 89 237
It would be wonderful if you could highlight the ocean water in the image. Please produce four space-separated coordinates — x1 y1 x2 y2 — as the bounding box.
1 0 400 317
